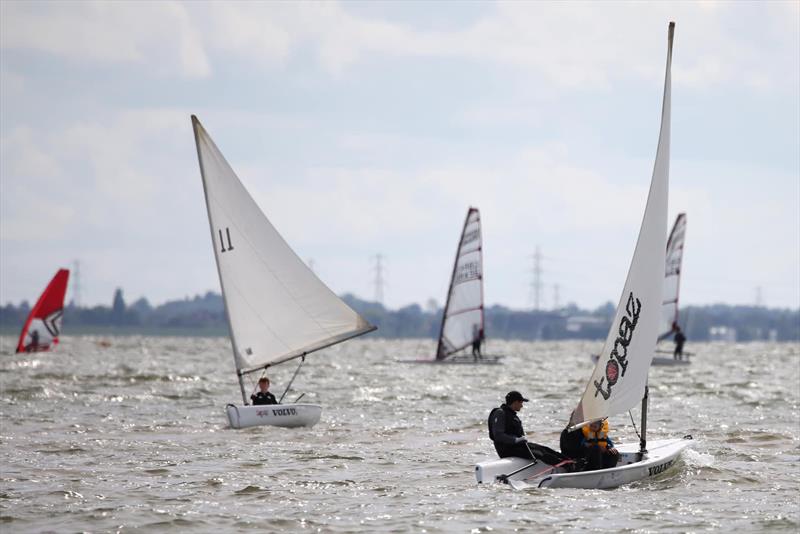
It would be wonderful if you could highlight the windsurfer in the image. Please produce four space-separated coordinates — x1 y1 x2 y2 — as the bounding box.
673 325 686 360
472 325 484 360
26 330 41 352
488 391 566 465
250 377 278 405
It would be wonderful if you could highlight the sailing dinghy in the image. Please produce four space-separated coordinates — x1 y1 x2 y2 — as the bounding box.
15 268 69 353
400 207 502 364
191 116 376 429
476 22 692 490
591 213 689 366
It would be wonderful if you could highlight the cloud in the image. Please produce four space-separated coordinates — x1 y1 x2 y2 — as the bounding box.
3 2 796 92
0 1 210 77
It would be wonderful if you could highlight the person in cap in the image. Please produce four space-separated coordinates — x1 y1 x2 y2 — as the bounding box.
487 391 566 465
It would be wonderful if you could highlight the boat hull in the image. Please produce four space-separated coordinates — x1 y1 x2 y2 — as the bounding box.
397 354 504 365
475 437 692 490
225 403 322 429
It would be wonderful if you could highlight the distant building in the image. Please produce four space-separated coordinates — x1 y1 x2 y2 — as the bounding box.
709 326 737 342
566 315 606 333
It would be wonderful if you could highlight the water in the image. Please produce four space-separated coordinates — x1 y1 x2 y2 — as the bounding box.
1 336 798 532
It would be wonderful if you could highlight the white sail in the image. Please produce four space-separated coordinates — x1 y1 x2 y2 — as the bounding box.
570 23 674 427
659 213 687 340
436 207 484 360
192 116 375 375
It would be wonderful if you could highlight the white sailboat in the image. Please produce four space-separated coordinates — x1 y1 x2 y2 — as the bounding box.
591 213 689 366
476 22 692 490
401 207 502 364
191 115 376 429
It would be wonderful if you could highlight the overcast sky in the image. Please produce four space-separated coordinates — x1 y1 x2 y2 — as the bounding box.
1 1 798 311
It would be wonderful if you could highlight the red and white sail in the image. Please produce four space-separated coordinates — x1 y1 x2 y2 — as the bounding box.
436 207 484 360
660 213 687 340
16 269 70 353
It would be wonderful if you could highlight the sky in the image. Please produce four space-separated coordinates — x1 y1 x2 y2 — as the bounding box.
1 1 798 311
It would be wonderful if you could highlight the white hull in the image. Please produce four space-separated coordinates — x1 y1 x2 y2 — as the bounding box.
590 353 690 366
398 354 504 365
475 437 692 490
225 403 322 429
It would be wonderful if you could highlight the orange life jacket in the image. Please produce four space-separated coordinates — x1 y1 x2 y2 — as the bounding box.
582 420 610 449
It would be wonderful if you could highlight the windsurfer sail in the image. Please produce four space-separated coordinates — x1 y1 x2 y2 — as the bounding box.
16 269 70 353
659 213 687 341
435 207 491 362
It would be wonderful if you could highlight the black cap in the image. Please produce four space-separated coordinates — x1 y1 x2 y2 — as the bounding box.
506 391 529 403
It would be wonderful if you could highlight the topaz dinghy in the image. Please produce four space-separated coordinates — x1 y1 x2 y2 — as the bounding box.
191 116 376 429
399 207 503 365
592 213 689 366
477 22 692 490
16 269 69 353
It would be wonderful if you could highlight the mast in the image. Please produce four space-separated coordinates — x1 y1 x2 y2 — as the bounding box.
639 383 649 455
192 116 249 405
436 207 478 360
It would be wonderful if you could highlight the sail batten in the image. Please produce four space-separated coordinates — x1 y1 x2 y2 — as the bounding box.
570 23 674 427
436 207 485 360
191 115 375 374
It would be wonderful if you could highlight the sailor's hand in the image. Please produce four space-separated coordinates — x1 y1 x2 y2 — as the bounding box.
514 436 528 444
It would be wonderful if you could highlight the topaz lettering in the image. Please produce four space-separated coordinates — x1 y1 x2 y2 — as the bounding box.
647 459 674 476
594 292 642 399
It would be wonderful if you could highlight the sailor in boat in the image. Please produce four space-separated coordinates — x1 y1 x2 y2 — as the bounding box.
488 391 566 466
673 324 687 361
559 421 587 468
581 419 619 471
250 377 278 405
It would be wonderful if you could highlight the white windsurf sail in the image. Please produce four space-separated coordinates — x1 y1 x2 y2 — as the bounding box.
570 23 674 428
659 213 686 340
436 207 484 360
191 116 376 402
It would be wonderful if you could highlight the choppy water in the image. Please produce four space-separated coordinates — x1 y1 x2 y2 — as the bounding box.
1 336 798 532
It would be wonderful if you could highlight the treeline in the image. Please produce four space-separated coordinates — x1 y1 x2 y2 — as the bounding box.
1 289 797 341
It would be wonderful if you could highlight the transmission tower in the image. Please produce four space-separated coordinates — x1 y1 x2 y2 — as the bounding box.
529 246 543 310
553 283 560 311
72 260 82 307
372 254 385 305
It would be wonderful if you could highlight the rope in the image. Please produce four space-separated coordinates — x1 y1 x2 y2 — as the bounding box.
628 410 642 441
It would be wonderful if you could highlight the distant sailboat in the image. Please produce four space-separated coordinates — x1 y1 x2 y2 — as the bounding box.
592 213 689 365
191 116 376 429
401 207 502 364
16 269 69 353
477 22 692 490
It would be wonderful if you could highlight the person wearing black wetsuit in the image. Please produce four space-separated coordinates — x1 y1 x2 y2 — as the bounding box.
488 391 565 465
674 326 686 360
250 377 278 405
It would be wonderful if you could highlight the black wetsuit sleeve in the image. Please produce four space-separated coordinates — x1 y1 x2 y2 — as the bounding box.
267 392 277 405
490 410 518 445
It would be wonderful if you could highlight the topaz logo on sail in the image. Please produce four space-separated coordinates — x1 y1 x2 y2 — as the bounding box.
594 292 641 400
